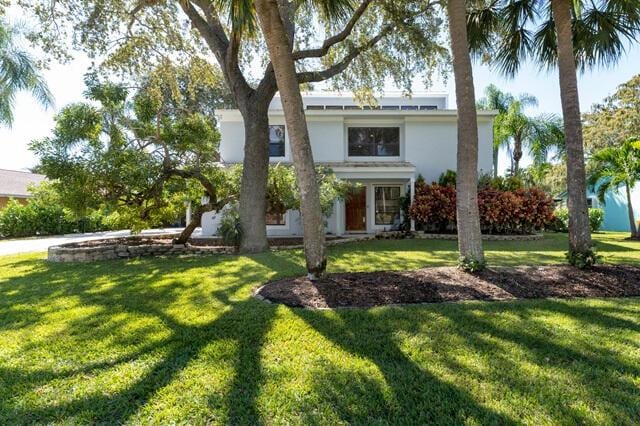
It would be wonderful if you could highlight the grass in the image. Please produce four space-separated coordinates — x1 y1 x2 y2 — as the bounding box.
0 232 639 424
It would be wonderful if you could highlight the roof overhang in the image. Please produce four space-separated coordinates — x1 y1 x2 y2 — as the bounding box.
216 109 499 123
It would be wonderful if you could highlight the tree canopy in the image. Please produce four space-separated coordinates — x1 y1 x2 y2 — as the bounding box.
19 0 450 95
30 61 229 238
467 0 640 76
0 17 53 126
583 74 640 154
588 138 640 238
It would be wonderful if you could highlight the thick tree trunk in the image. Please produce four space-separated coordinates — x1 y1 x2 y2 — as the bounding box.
513 136 523 175
255 0 327 279
447 0 485 266
174 204 211 244
237 99 272 252
625 182 638 239
551 0 593 257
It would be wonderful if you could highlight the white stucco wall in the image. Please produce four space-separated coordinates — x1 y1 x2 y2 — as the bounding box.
219 111 495 177
211 98 497 237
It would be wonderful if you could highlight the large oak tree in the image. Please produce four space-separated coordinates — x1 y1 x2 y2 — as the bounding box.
21 0 448 253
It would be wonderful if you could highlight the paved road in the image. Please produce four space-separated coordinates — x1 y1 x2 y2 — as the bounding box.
0 228 201 256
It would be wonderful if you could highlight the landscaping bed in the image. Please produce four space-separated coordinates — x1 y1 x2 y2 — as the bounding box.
48 234 359 262
61 235 344 249
256 265 640 308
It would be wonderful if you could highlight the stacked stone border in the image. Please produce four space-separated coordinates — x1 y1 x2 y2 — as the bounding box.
48 234 375 263
48 232 542 263
413 232 544 241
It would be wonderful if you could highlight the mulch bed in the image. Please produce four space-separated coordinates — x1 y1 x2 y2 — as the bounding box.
256 265 640 308
64 235 344 249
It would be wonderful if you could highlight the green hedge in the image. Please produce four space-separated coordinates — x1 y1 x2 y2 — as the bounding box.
0 199 112 238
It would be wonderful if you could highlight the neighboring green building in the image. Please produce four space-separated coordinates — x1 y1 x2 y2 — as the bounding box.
557 182 640 232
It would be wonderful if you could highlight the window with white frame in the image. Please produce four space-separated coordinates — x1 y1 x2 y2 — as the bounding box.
269 125 285 157
348 127 400 157
266 211 286 226
374 186 402 225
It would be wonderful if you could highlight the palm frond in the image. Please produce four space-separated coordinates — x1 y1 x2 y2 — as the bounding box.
0 18 53 126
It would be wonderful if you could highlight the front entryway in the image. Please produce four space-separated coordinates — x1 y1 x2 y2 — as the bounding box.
345 186 367 232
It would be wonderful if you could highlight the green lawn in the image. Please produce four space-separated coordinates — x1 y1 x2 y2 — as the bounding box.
0 232 639 424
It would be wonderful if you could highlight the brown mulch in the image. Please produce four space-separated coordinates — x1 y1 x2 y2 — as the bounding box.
256 265 640 308
65 235 344 249
66 236 180 248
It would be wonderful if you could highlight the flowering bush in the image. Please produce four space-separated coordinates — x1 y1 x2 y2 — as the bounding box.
478 187 555 234
408 183 555 234
407 182 457 232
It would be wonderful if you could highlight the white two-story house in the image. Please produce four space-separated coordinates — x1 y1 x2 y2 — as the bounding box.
202 93 497 236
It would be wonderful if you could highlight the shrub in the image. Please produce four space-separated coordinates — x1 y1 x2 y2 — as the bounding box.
218 205 242 247
438 170 457 187
551 207 604 233
0 199 112 238
551 207 569 232
566 247 601 269
408 183 456 232
458 256 486 272
589 208 604 232
478 174 524 191
408 184 555 235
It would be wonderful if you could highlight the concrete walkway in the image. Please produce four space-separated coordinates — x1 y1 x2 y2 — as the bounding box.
0 228 200 256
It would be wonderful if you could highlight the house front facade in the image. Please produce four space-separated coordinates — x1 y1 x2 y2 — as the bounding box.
202 93 497 236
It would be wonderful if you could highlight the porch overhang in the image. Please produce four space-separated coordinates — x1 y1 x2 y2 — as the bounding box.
318 161 416 180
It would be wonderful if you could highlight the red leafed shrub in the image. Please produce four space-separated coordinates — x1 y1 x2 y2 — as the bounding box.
409 184 555 234
408 182 456 232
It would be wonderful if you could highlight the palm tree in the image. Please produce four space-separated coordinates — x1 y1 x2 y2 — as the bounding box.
447 0 485 269
468 0 640 262
477 85 536 177
588 139 640 240
528 113 565 165
494 100 564 175
0 19 53 126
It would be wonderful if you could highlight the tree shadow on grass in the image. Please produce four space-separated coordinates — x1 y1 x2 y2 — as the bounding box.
435 301 640 424
0 254 279 424
291 295 640 424
293 308 518 424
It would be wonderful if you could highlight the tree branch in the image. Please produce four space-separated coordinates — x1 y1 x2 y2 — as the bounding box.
292 0 373 60
296 29 388 83
179 0 229 66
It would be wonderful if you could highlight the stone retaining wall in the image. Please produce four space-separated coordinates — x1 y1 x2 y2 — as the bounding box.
48 235 374 263
412 232 544 241
47 232 541 263
373 231 544 241
48 243 237 263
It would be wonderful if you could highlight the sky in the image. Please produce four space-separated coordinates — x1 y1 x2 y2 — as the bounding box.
1 22 639 173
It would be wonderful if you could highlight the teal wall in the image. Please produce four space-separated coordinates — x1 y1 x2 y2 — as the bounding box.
588 182 640 232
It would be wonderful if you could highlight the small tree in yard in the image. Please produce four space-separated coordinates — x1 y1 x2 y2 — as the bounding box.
588 139 640 240
31 62 232 244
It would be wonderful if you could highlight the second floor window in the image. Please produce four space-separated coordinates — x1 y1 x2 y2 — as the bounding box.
269 125 285 157
348 127 400 157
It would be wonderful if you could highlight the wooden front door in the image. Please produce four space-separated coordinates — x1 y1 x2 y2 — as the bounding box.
346 186 367 232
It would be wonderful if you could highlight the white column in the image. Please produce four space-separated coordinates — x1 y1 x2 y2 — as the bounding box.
336 199 344 236
185 201 192 225
410 176 416 231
